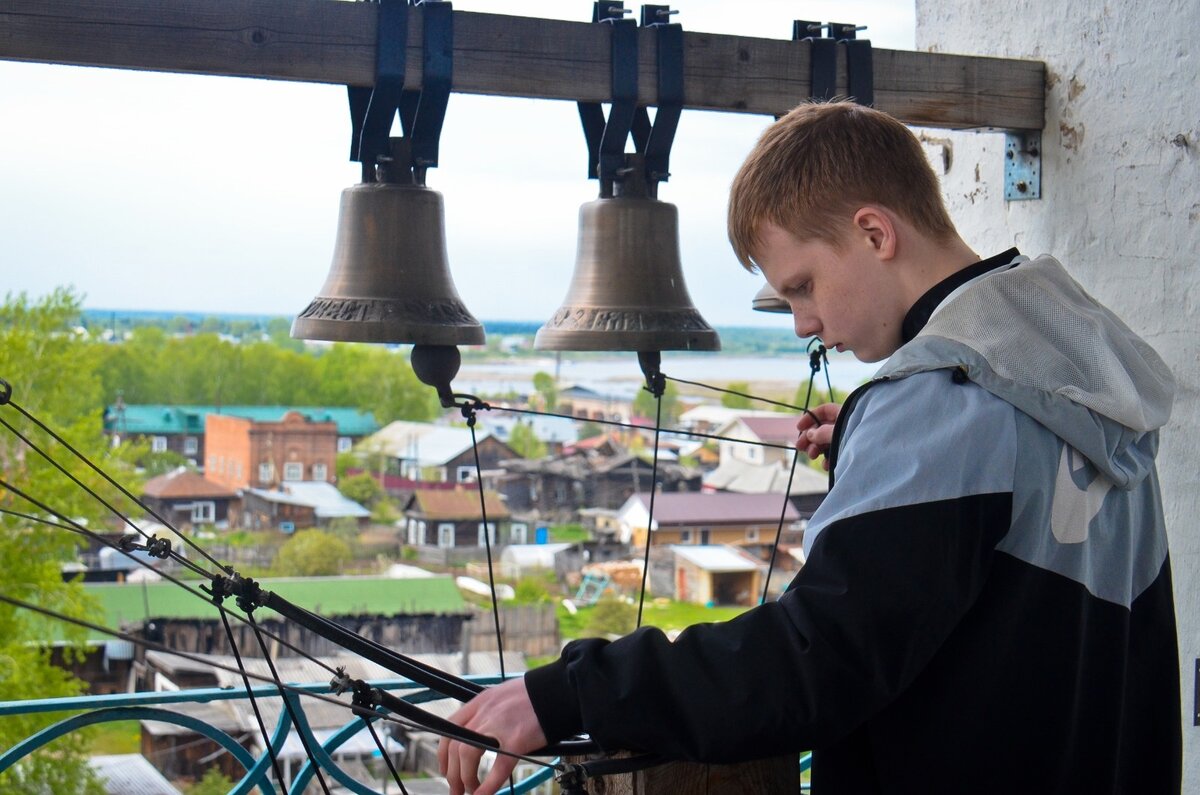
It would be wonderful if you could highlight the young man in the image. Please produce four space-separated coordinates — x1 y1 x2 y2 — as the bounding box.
439 101 1181 794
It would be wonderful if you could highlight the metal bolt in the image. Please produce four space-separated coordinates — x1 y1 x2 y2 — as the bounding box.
1016 181 1028 193
657 9 679 17
608 5 631 15
839 24 868 34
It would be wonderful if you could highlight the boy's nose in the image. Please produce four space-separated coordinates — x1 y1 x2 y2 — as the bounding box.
793 315 821 339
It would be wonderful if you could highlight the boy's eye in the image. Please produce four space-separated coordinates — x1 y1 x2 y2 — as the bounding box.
787 281 811 297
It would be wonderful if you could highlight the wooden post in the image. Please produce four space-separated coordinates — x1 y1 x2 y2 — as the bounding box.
0 0 1043 131
564 751 801 794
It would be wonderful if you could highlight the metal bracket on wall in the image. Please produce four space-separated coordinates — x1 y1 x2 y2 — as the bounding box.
1004 131 1041 200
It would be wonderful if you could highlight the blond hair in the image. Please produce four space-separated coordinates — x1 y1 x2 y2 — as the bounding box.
728 100 956 270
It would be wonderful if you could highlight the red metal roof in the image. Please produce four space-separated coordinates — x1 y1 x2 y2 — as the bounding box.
739 416 802 444
142 469 237 500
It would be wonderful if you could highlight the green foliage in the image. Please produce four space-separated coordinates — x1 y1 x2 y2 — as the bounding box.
632 381 681 425
272 529 351 576
531 371 558 411
549 523 590 543
514 574 554 604
0 289 112 794
584 596 637 637
720 381 755 409
507 421 547 459
187 766 235 795
140 448 192 476
338 472 384 507
371 498 400 524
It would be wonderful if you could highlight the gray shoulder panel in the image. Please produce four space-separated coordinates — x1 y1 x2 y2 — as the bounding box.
805 371 1017 555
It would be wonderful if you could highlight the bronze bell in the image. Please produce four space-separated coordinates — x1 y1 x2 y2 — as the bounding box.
752 282 792 313
291 182 484 345
534 182 720 352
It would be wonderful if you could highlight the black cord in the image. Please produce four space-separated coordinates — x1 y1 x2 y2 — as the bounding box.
214 592 290 793
246 609 333 795
466 411 506 681
0 396 234 575
362 713 410 795
635 390 664 629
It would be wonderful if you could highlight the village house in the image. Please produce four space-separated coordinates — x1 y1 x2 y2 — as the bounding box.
499 442 702 521
649 544 768 607
240 481 369 531
203 410 338 492
360 420 518 486
140 466 238 531
556 384 634 424
703 414 829 516
102 402 379 467
403 487 519 551
616 491 803 550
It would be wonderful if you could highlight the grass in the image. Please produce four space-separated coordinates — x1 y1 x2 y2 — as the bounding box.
86 721 140 755
557 597 750 643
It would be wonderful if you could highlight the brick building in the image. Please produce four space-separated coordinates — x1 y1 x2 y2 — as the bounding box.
204 411 337 491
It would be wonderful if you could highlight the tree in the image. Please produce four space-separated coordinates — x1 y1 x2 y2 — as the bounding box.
0 288 115 794
720 381 755 409
531 371 558 411
632 381 681 426
507 421 547 459
577 421 605 441
338 472 384 507
585 596 636 637
272 529 351 576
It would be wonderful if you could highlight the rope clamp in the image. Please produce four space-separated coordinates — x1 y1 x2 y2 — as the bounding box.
0 379 11 406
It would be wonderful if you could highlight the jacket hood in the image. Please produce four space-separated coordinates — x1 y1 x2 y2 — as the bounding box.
876 254 1175 489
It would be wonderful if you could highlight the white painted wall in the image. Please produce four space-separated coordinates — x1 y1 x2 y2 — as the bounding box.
915 0 1199 786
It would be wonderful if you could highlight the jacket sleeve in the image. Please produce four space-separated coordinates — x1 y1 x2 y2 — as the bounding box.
524 372 1018 763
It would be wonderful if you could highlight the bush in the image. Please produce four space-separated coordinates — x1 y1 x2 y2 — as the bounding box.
585 596 636 637
272 529 351 576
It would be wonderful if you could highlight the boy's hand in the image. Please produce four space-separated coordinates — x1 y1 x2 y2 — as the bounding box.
796 402 841 470
438 676 547 795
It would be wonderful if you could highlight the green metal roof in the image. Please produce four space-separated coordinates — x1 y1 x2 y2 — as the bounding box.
83 575 466 639
102 405 381 436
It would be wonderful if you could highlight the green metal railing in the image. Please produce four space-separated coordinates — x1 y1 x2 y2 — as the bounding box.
0 675 555 795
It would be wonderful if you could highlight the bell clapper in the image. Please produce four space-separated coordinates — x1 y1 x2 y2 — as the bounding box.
637 350 666 398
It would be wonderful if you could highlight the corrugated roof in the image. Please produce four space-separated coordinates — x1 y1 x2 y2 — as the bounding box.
103 404 380 436
142 467 238 500
738 416 803 444
89 754 181 795
363 421 492 464
245 481 370 518
629 491 800 525
672 545 763 573
408 488 510 520
703 459 828 496
85 576 468 638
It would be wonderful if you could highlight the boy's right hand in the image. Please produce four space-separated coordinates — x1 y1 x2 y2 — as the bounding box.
796 402 841 470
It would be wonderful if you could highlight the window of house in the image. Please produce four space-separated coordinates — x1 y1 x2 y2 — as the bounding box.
283 462 303 481
183 436 198 455
258 462 274 483
151 436 168 453
418 521 427 545
191 501 215 523
510 522 527 544
477 522 497 547
680 530 692 543
312 463 328 481
337 436 353 453
554 482 568 503
745 528 760 543
438 523 455 549
457 466 476 483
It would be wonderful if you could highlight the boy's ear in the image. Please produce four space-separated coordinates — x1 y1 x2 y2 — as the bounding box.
852 206 898 261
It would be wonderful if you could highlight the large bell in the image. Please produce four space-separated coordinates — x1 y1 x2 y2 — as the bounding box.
534 194 720 352
752 282 792 313
291 182 484 345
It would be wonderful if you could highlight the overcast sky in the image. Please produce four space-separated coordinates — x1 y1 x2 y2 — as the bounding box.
0 1 915 328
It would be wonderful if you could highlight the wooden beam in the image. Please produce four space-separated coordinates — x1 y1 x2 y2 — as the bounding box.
0 0 1044 130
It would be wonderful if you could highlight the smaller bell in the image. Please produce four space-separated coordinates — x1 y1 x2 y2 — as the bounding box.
291 181 484 346
535 169 719 352
752 282 792 313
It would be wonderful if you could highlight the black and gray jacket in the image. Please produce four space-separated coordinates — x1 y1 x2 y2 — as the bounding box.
525 251 1181 793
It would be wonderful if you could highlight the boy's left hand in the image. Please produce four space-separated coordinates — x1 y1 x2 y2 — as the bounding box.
438 676 547 795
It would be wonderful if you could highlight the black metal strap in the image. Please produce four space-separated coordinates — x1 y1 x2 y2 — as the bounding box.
349 0 453 183
637 5 683 184
842 38 874 106
578 1 638 188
